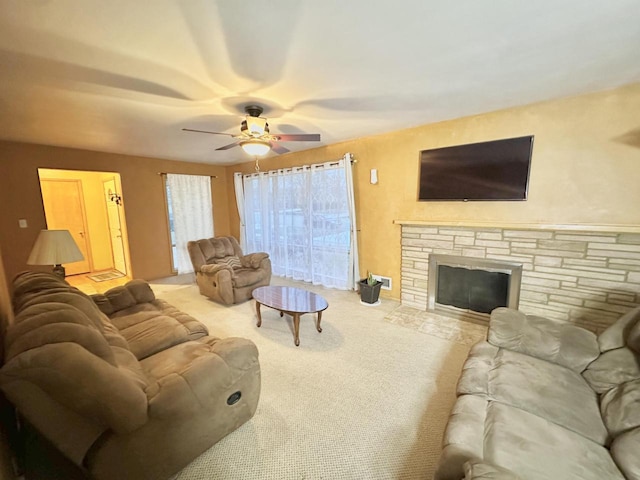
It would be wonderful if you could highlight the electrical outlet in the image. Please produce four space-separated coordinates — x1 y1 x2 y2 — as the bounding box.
18 219 28 228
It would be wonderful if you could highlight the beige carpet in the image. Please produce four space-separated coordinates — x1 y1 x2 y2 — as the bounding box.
152 277 476 480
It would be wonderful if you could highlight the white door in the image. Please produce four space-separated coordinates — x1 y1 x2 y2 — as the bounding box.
103 179 127 275
40 179 92 275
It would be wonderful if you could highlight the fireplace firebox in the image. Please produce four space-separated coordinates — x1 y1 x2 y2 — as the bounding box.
428 255 522 314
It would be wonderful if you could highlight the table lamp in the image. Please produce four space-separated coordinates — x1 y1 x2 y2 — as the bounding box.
27 229 84 278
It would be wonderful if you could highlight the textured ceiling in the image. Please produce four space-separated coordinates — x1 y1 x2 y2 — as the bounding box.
0 0 639 165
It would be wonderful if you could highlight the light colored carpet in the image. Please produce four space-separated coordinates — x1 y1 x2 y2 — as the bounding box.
152 276 476 480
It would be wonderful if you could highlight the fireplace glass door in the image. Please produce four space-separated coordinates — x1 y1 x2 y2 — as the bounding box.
436 265 509 314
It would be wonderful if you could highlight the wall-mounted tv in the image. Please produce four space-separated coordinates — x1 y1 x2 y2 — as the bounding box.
418 135 534 201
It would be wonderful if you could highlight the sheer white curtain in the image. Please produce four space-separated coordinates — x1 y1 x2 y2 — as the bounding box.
242 155 358 290
233 172 247 251
166 174 214 273
343 153 360 289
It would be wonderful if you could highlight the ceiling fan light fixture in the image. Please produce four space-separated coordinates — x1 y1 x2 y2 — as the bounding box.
240 139 271 156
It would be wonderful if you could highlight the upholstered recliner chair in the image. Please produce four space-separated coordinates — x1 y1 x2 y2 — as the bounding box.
188 236 271 305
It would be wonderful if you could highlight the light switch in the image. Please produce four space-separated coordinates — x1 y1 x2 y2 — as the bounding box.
370 169 378 184
18 219 28 228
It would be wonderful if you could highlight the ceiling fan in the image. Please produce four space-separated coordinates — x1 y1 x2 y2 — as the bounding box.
183 105 321 156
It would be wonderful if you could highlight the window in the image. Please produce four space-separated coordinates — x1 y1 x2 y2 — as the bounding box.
164 174 214 274
241 156 359 289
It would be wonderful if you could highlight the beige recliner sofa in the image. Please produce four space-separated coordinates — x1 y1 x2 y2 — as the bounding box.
436 306 640 480
188 236 271 305
0 271 261 480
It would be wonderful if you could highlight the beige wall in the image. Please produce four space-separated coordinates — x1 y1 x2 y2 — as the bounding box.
0 143 230 286
225 83 640 299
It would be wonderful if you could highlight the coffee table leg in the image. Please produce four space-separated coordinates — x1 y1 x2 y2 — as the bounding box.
316 311 323 333
293 313 300 347
255 301 262 327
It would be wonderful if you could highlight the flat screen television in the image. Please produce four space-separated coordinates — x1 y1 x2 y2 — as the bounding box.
418 135 534 201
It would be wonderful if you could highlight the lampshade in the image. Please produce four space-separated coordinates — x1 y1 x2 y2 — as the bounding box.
240 139 271 156
27 229 84 269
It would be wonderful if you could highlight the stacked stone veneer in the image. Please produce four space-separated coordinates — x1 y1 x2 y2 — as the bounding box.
401 225 640 332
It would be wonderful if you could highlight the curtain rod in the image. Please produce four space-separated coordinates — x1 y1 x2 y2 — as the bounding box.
241 155 357 176
157 172 218 178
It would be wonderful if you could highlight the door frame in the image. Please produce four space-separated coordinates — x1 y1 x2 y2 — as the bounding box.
102 178 128 275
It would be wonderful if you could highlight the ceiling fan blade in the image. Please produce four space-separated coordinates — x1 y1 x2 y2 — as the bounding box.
215 141 240 151
271 144 290 154
274 133 321 142
183 128 235 137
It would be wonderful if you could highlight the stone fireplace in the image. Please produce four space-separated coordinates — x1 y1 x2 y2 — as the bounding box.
398 221 640 332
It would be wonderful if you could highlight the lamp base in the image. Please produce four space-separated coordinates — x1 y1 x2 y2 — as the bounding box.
52 264 66 279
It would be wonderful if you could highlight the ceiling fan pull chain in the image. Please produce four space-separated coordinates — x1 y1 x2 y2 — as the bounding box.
254 156 260 172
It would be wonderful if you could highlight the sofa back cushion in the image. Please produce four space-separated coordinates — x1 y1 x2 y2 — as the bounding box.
187 236 242 272
628 320 640 354
489 308 599 372
600 378 640 438
91 280 156 316
598 307 640 353
582 347 640 394
611 427 640 480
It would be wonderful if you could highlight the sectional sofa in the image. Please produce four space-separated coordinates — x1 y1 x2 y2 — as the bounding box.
436 306 640 480
0 271 261 480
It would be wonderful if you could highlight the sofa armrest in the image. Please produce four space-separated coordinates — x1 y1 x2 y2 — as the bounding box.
200 263 233 275
240 252 269 269
145 337 260 420
489 308 599 372
0 343 148 434
464 460 522 480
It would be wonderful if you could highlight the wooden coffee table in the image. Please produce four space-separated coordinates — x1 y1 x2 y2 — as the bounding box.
253 286 329 346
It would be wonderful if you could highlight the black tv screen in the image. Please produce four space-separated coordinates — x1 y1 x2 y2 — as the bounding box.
418 136 534 201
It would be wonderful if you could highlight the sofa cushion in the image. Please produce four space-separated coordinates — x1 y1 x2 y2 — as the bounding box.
7 304 116 365
197 238 217 262
92 281 157 316
582 347 640 394
628 319 640 354
19 291 107 332
109 300 208 360
611 427 640 480
483 402 624 480
457 341 608 445
141 336 259 420
489 308 599 372
598 307 640 353
600 378 640 438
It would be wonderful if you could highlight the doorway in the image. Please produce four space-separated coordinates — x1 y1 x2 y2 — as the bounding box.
40 178 92 276
38 169 132 278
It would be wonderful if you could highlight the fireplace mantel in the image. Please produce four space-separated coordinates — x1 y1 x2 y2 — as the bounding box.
394 220 640 234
